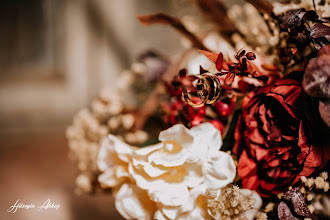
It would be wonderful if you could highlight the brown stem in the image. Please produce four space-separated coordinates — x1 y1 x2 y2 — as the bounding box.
137 13 209 51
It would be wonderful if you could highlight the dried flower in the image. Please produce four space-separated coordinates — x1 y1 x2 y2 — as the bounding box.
315 176 325 189
206 185 262 220
307 194 314 201
306 178 315 188
256 212 268 220
321 171 328 180
301 176 307 183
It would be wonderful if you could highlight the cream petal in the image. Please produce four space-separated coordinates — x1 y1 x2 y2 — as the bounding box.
98 167 126 188
129 164 153 190
115 165 130 179
204 150 236 189
115 183 157 220
98 135 134 171
177 194 211 220
148 182 190 206
154 210 170 220
239 189 262 220
134 143 163 156
98 139 118 171
148 150 189 167
191 122 222 151
161 206 179 220
159 124 194 146
158 185 207 220
140 161 168 177
186 123 222 163
182 162 204 188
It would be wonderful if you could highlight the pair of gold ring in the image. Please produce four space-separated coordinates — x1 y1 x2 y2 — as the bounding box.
182 73 221 107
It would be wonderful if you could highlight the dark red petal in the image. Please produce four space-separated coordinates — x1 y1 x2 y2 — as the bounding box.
237 80 252 93
215 52 223 72
224 72 236 86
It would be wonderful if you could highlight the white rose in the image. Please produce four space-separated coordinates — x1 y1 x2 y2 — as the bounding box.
115 183 157 220
129 123 236 219
97 135 137 188
98 136 157 220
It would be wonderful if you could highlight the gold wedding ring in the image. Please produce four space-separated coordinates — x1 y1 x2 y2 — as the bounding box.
182 75 210 107
182 73 222 107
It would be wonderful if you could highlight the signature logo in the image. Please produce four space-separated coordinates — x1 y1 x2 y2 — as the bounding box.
7 199 60 213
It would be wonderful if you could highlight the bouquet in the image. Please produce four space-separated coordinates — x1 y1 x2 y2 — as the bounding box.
67 0 330 219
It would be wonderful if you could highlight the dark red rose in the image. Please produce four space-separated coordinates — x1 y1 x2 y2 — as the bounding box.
233 70 330 197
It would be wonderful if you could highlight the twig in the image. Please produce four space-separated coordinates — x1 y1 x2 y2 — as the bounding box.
313 0 317 16
137 13 209 51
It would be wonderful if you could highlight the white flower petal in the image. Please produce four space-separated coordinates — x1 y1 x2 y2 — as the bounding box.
98 167 126 188
162 184 207 219
148 149 189 167
183 162 204 188
204 150 236 188
187 123 222 163
154 210 170 220
129 164 153 190
115 183 156 220
134 143 163 156
177 195 211 220
191 122 222 151
138 160 167 177
148 182 190 206
159 124 194 145
240 189 262 220
98 135 134 171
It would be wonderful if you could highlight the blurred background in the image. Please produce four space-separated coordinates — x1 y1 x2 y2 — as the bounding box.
0 0 241 219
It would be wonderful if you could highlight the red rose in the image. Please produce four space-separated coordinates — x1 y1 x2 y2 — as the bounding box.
233 70 330 197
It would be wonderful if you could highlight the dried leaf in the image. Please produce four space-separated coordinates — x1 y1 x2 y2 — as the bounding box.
199 50 218 63
225 72 236 86
281 187 312 218
319 100 330 127
280 9 306 29
277 202 300 220
310 23 330 38
216 53 224 71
